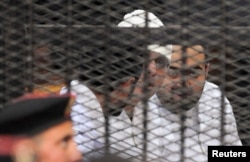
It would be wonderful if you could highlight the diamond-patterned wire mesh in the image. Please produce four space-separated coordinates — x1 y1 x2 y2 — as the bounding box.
0 0 249 162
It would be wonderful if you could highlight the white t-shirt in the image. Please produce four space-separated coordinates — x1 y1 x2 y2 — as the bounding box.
133 81 242 162
61 80 144 162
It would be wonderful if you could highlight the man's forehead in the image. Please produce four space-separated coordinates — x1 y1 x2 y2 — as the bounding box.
171 45 205 64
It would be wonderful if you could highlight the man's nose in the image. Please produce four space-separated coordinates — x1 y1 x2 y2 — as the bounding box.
172 76 191 89
171 80 182 90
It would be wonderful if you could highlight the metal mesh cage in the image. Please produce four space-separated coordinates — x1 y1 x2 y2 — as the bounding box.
0 0 249 162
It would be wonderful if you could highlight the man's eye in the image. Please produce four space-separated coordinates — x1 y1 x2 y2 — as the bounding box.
155 56 169 69
167 68 179 77
184 69 202 78
190 71 199 78
60 136 71 148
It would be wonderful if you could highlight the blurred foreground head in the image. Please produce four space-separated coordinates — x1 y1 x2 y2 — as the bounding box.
0 93 82 162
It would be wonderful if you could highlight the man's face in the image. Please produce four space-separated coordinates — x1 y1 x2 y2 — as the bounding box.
110 51 168 111
135 51 169 98
34 121 82 162
157 45 208 112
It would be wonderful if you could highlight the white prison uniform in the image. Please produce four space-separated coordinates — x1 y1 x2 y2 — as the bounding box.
61 80 143 162
133 81 242 162
132 100 165 162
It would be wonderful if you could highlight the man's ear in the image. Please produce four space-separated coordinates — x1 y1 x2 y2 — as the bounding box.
13 139 36 162
116 77 136 96
127 77 137 85
205 63 210 78
120 77 136 87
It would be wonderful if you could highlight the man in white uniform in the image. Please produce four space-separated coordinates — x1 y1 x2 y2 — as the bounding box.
62 9 172 162
134 45 242 162
61 39 144 161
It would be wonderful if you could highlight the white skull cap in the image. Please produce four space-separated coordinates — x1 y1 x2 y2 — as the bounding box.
118 9 172 59
117 9 164 28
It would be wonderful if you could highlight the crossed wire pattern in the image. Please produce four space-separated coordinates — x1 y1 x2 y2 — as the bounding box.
0 0 249 162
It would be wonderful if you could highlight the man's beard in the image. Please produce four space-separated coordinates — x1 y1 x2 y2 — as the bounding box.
157 90 200 114
106 100 127 116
